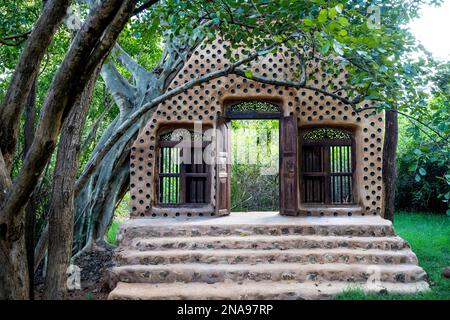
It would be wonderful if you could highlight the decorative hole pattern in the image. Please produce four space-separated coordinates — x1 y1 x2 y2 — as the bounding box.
130 38 384 218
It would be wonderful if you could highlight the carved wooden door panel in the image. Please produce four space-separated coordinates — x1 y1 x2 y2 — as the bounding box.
215 117 231 216
280 113 298 216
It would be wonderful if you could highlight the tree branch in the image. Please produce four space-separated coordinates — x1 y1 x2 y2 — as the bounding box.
101 62 134 110
0 0 71 172
233 68 362 108
75 41 283 193
112 44 150 82
0 151 12 204
132 0 158 16
357 106 449 143
0 31 32 46
81 98 114 152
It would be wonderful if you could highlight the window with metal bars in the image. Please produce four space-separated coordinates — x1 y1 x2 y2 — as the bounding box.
300 128 355 205
157 130 210 205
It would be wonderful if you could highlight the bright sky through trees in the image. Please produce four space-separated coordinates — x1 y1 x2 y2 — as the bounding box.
409 0 450 60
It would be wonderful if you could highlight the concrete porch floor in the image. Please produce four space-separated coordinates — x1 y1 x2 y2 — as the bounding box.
124 211 392 227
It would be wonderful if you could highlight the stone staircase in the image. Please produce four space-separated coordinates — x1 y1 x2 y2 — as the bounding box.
106 212 429 299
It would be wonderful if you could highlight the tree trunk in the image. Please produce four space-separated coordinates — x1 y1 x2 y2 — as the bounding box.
0 0 71 171
43 69 99 300
24 78 37 300
34 223 48 272
90 144 131 243
382 108 398 222
0 221 28 300
73 125 138 252
0 0 136 300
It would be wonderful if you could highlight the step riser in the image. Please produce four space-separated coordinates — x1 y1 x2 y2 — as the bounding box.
109 292 331 300
115 252 417 266
108 280 430 300
130 238 408 251
119 225 395 244
108 268 426 287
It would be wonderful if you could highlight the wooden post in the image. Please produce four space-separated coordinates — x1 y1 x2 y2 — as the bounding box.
215 117 231 216
280 114 298 216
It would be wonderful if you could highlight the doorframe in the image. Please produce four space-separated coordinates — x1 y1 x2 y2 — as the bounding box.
221 100 284 213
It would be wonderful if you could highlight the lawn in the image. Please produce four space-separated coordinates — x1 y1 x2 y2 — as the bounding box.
336 212 450 300
106 220 121 246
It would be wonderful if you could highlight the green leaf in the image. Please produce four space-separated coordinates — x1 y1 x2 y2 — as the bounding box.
303 19 314 27
274 35 283 43
337 17 349 26
244 69 253 78
328 7 338 19
320 43 331 54
318 9 328 23
194 28 203 39
169 15 177 24
419 168 427 176
338 29 347 37
365 94 379 100
420 145 430 152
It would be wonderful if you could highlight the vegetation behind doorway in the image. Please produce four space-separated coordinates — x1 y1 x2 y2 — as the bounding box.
230 119 279 212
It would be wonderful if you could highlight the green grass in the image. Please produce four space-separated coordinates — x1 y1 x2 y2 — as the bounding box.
336 212 450 300
106 220 122 245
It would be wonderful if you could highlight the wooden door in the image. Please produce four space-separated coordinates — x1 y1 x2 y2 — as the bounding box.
280 113 298 216
215 117 231 216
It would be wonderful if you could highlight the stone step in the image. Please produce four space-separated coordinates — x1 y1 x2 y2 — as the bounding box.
109 280 430 300
115 248 418 266
118 216 395 244
128 235 409 251
107 263 427 288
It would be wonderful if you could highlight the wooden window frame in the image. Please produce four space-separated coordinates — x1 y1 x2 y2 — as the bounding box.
300 129 356 205
157 139 211 207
